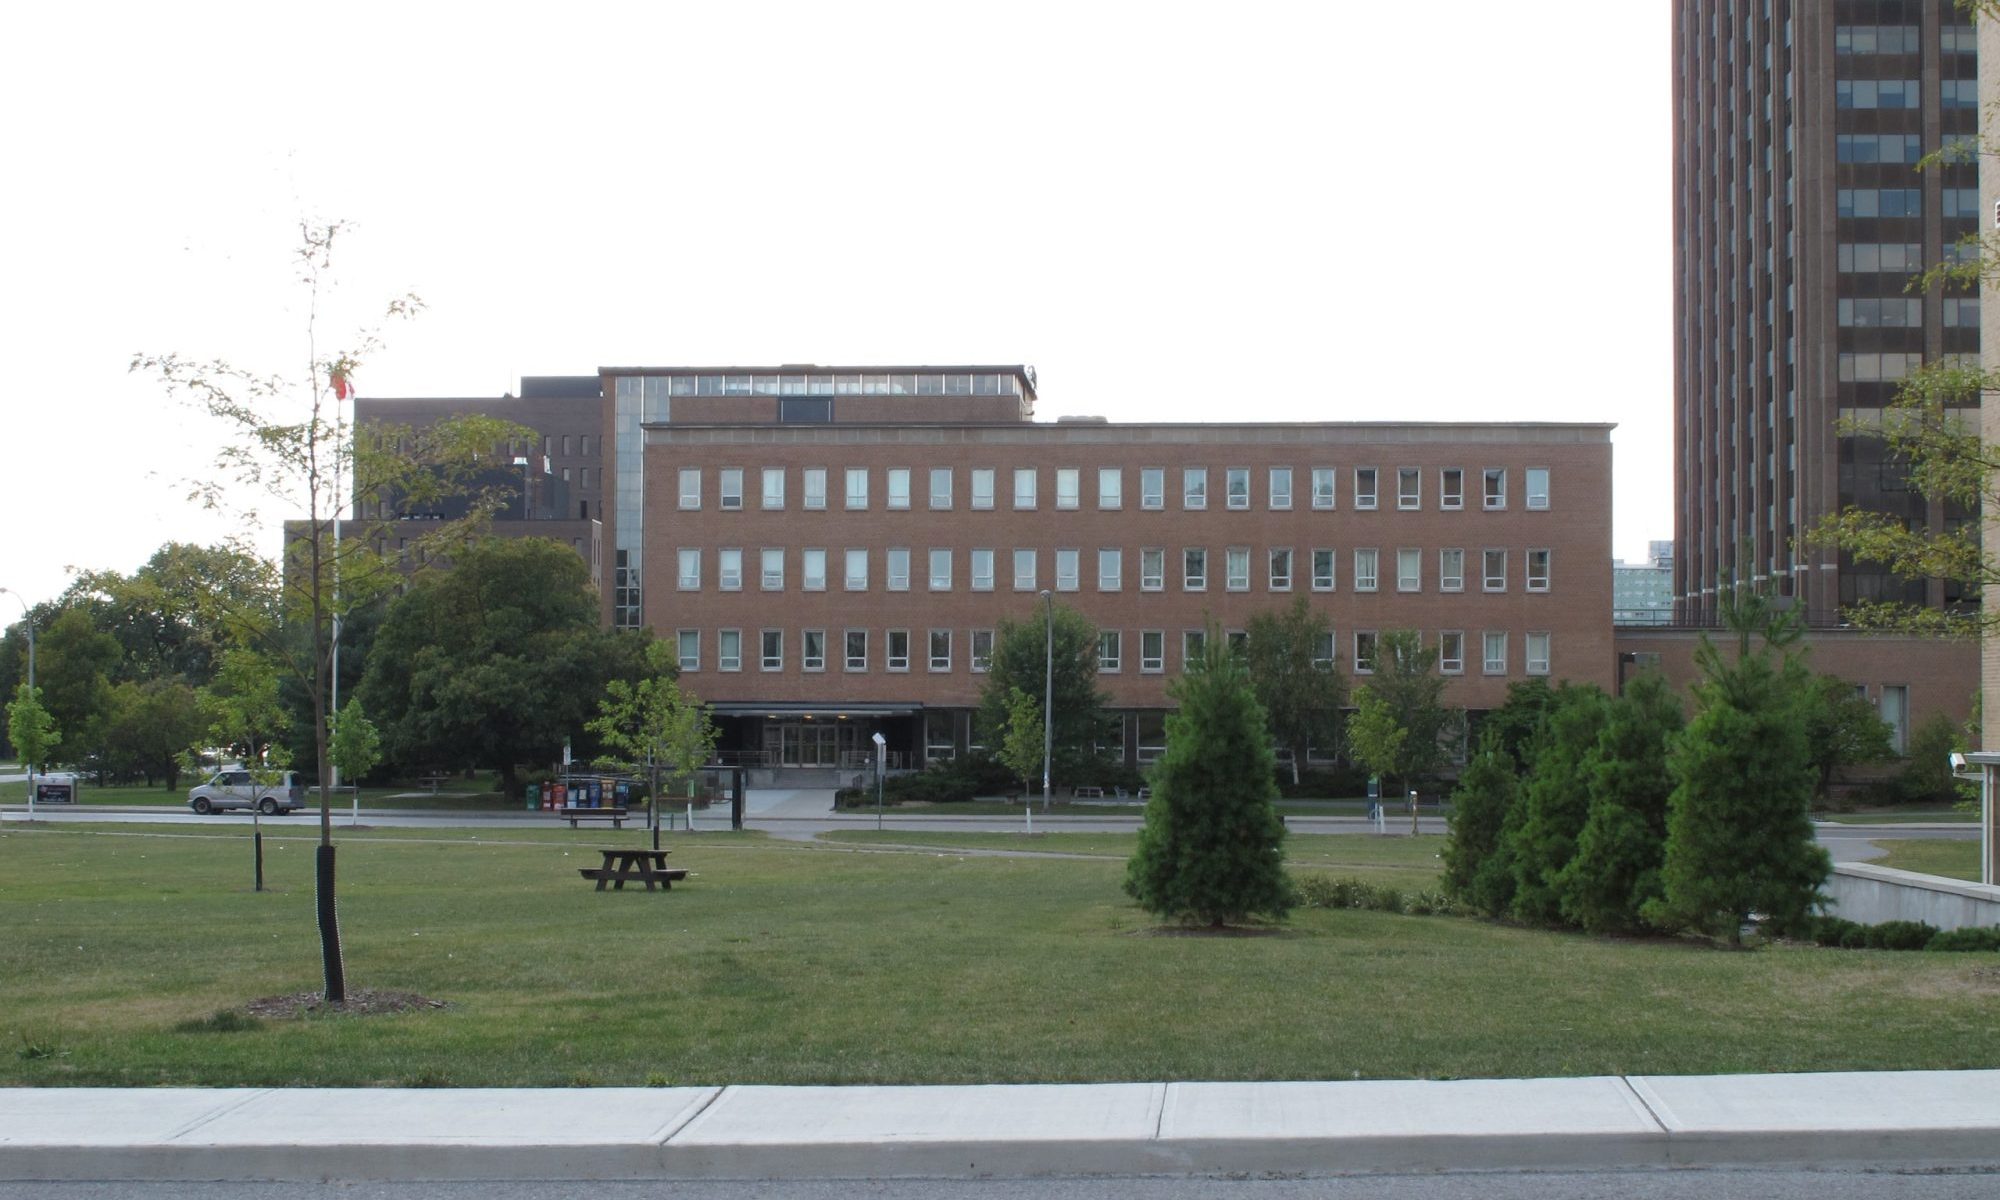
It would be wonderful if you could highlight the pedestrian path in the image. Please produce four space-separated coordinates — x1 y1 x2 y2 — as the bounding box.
4 1070 1998 1182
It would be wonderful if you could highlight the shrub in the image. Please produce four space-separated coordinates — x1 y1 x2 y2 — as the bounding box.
1276 765 1371 800
1926 927 2000 952
1865 920 1941 951
1809 916 1859 947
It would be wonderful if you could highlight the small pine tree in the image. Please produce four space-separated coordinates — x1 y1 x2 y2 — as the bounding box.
1507 685 1610 926
1124 629 1293 926
1442 731 1517 911
1555 671 1685 934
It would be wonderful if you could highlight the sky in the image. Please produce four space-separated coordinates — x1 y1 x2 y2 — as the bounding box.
0 0 1673 614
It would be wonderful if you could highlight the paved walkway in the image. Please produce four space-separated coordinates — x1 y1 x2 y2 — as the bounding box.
4 1070 1999 1182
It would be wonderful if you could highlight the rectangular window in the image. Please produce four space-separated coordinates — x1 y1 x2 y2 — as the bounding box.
803 468 827 510
677 548 701 590
1056 468 1080 510
971 548 994 591
1354 468 1378 510
1438 631 1464 674
760 548 785 591
1014 468 1037 510
1098 467 1123 510
844 630 868 671
1269 547 1293 590
845 548 868 591
1311 467 1336 509
719 628 742 672
1226 546 1250 590
887 468 911 510
971 629 994 672
1183 468 1208 510
762 468 785 510
1141 468 1165 509
719 548 743 591
1440 468 1463 510
1527 549 1551 592
1141 629 1165 673
928 629 952 672
1311 631 1335 670
677 629 700 672
1013 548 1037 591
720 468 744 510
1182 629 1207 668
1526 632 1551 675
1140 547 1165 591
1056 548 1080 591
887 629 910 672
800 548 826 592
1439 548 1465 592
1311 548 1335 591
1226 467 1251 509
1881 685 1909 753
1483 548 1507 591
971 469 996 510
1269 467 1293 510
761 629 783 671
1397 468 1420 510
1099 548 1122 591
928 548 952 591
1397 547 1421 592
1183 547 1208 590
1483 468 1506 509
1483 632 1508 675
679 468 702 509
846 468 869 510
1354 548 1378 592
1354 631 1378 674
1080 629 1113 674
802 629 826 672
887 548 911 591
1526 468 1550 510
930 468 953 509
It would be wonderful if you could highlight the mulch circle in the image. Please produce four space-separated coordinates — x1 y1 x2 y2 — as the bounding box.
243 989 448 1019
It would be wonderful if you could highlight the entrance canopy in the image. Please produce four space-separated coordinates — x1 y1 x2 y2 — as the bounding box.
710 703 922 719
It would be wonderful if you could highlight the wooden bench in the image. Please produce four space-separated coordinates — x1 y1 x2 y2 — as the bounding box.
1072 786 1105 799
558 806 631 828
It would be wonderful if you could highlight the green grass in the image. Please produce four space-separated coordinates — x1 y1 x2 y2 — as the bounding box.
1873 838 1981 881
1816 810 1976 825
4 822 2000 1088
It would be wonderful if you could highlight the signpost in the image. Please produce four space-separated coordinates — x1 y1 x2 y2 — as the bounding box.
872 731 887 831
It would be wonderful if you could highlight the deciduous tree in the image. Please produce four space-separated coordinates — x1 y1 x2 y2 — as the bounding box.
1242 595 1346 784
977 602 1112 789
1345 630 1453 798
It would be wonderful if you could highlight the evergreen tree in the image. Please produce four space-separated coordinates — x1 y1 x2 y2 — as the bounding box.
1506 684 1611 926
1442 730 1517 912
1555 671 1685 934
1124 629 1293 926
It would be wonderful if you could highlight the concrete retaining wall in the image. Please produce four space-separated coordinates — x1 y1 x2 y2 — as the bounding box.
1827 862 2000 930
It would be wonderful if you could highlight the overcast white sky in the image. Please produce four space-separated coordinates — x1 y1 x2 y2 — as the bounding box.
0 0 1672 612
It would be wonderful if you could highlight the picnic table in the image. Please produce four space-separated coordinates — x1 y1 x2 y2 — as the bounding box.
577 847 688 892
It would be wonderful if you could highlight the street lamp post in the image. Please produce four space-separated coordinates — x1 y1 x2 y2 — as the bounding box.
1 588 36 821
1038 589 1053 812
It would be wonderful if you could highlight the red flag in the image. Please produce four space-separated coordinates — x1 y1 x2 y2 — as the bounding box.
331 367 354 400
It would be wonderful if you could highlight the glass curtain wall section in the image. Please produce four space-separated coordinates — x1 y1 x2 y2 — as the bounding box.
612 375 672 629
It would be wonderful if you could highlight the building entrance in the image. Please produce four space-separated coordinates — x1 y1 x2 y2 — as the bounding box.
768 722 865 768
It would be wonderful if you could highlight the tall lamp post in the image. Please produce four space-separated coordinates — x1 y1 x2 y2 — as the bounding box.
1038 589 1053 812
1 588 36 820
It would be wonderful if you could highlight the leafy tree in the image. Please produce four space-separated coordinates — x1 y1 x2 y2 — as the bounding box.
1442 731 1519 914
977 602 1112 791
1507 684 1611 926
327 697 383 790
66 543 276 688
1797 674 1894 805
1897 712 1971 806
1124 630 1292 926
995 686 1045 797
1555 671 1685 934
1242 595 1347 784
34 607 119 773
100 679 205 788
588 640 719 817
1345 630 1452 798
1477 678 1560 767
199 647 292 770
6 684 59 776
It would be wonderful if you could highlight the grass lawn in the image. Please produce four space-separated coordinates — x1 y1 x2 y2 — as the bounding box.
1873 838 1981 881
4 821 1999 1088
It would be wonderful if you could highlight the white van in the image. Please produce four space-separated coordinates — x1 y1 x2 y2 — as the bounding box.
187 770 305 815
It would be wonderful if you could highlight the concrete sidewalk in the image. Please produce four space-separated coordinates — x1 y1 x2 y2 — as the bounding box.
5 1070 1999 1182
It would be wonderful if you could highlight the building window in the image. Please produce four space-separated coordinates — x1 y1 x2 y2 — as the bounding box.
1099 467 1123 510
761 629 783 671
925 711 955 763
887 468 911 510
803 468 827 510
1354 467 1378 510
846 468 869 510
969 548 994 591
1098 630 1121 672
677 548 700 590
1311 548 1335 591
720 468 744 510
1440 468 1463 510
719 548 743 591
1141 468 1165 509
677 629 700 672
845 548 868 591
802 548 826 592
1835 78 1921 109
928 629 952 672
760 548 785 591
1527 549 1551 592
1140 548 1165 591
887 629 910 672
1182 629 1207 668
1056 468 1080 510
1014 468 1037 510
1526 468 1549 510
1099 548 1123 591
1225 547 1250 591
930 468 953 509
845 629 868 671
762 468 785 510
1398 468 1420 510
1226 468 1251 510
1311 631 1335 670
1397 547 1421 592
1483 632 1508 675
1141 629 1165 673
1438 631 1464 674
1483 468 1506 509
1353 548 1378 592
1269 547 1293 591
1881 685 1909 753
971 629 994 672
1183 468 1208 510
1483 549 1507 592
1056 548 1080 591
1183 547 1208 591
802 629 826 672
1942 78 1979 109
1354 631 1378 674
929 548 953 591
1311 467 1336 509
719 628 741 672
887 548 911 591
1836 299 1925 328
679 468 701 509
1440 548 1465 592
1525 632 1551 676
1014 548 1037 591
972 469 996 510
1269 467 1293 511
